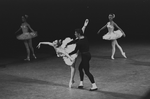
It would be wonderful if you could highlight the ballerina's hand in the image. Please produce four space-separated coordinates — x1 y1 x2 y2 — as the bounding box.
37 43 41 49
122 32 126 37
97 30 101 34
124 34 126 37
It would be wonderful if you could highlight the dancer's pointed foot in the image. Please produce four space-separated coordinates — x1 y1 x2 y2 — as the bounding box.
78 81 84 89
69 80 75 88
33 54 37 59
24 58 30 61
122 52 127 58
111 56 114 60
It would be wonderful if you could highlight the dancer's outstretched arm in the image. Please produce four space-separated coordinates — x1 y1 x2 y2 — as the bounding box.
37 42 54 49
97 24 107 34
15 27 21 34
37 42 73 60
82 19 89 33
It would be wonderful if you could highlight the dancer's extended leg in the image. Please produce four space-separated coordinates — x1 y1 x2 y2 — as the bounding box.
115 40 127 58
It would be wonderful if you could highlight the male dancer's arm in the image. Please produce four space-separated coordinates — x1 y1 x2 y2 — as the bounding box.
82 19 89 33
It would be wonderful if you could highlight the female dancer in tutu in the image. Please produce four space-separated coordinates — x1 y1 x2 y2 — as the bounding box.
97 14 127 59
16 15 37 61
37 38 78 88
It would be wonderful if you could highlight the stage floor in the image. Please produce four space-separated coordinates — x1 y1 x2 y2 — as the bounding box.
0 42 150 99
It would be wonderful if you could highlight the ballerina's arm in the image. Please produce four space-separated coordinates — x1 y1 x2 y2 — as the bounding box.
15 27 21 34
97 24 107 34
37 42 54 49
113 21 126 36
82 19 89 33
27 23 34 32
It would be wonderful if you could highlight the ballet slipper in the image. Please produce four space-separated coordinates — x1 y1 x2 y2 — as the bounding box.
78 82 84 89
122 52 127 58
89 83 98 91
89 88 98 91
33 54 37 59
111 56 114 60
69 80 75 88
78 86 84 89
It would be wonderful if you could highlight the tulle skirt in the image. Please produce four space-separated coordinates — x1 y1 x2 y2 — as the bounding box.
103 30 123 40
56 38 78 66
17 32 37 40
63 54 78 66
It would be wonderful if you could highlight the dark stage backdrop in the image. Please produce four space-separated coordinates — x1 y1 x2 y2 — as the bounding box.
0 0 149 59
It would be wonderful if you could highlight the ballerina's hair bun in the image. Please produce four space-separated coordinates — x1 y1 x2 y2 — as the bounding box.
113 14 115 18
109 13 115 19
24 15 28 19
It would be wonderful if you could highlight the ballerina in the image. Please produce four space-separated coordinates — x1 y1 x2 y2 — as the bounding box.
15 15 37 61
37 37 78 88
97 14 127 59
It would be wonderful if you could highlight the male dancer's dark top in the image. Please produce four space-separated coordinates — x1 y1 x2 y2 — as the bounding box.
68 37 89 55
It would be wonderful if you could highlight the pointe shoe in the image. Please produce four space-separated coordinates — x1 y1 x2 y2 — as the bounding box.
69 80 75 88
33 54 37 59
122 52 127 58
111 56 114 60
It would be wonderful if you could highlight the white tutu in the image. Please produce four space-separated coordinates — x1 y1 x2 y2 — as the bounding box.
103 30 123 40
61 37 73 48
17 32 37 40
63 54 77 66
55 37 78 66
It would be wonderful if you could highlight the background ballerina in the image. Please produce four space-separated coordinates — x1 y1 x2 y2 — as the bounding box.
37 37 78 88
97 14 127 59
15 15 37 61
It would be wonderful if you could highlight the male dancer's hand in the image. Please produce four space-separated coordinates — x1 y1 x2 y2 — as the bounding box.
97 29 101 34
84 19 89 26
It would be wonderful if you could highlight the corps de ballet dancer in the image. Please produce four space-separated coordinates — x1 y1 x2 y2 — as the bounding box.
37 38 78 88
67 28 98 91
15 15 37 61
97 14 127 59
